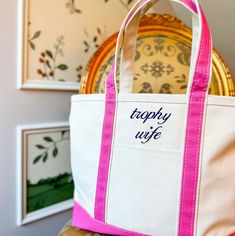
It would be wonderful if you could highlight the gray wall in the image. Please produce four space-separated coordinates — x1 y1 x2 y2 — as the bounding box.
0 0 234 235
0 0 74 235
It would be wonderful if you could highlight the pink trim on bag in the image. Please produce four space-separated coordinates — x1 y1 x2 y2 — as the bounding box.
178 9 212 236
94 64 117 222
72 201 149 236
182 0 197 13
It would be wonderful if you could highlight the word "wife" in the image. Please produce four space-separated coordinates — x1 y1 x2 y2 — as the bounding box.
135 126 162 144
130 107 171 124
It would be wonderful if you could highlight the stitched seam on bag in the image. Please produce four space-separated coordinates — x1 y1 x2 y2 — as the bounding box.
99 97 116 221
179 6 212 235
193 101 208 236
94 66 117 222
180 8 205 232
189 18 207 233
192 100 203 234
193 24 211 236
202 104 235 108
74 201 149 236
179 100 204 235
193 14 212 235
72 100 235 106
72 100 235 107
72 100 187 104
105 97 119 223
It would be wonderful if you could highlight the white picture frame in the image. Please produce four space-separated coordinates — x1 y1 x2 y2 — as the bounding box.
17 0 80 91
17 0 136 91
17 122 73 225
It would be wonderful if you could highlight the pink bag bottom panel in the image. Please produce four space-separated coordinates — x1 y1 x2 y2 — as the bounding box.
72 201 149 236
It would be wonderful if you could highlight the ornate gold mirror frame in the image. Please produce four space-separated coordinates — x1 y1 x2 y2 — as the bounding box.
80 14 234 96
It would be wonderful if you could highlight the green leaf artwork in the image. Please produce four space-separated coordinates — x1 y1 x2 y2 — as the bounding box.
37 36 68 81
61 130 66 137
33 155 42 164
29 30 41 50
27 129 73 214
31 31 41 40
33 130 69 164
29 42 35 50
36 144 45 149
57 64 68 70
83 27 106 53
53 147 58 157
44 136 54 142
45 50 54 59
46 60 52 69
42 152 48 162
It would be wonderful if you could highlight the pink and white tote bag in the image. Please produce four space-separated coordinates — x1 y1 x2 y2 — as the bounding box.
70 0 235 235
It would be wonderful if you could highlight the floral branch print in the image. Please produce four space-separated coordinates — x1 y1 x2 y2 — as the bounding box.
29 30 41 50
66 0 135 14
37 36 68 81
76 65 83 82
66 0 82 14
105 0 134 10
33 130 69 164
83 27 106 53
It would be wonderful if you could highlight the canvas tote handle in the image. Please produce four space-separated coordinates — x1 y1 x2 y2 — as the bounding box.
119 0 201 94
105 0 212 96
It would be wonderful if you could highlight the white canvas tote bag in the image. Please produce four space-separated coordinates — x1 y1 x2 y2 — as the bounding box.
70 0 235 235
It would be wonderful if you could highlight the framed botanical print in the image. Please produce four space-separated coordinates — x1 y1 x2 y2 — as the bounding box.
17 122 73 225
17 0 136 91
